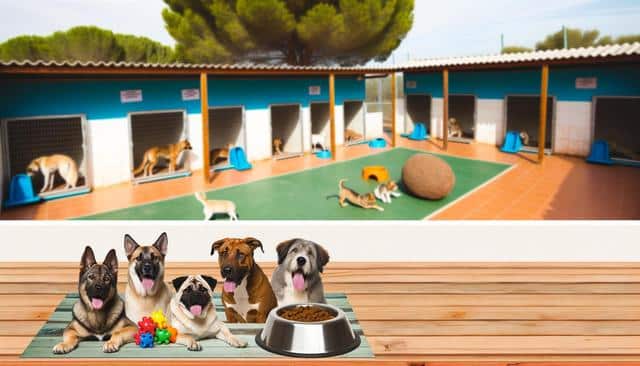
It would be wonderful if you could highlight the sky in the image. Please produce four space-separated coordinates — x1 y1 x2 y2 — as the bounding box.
1 0 639 64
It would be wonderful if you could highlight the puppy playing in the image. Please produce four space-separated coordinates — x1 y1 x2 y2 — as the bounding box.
344 129 363 143
169 275 247 351
271 239 330 306
210 237 277 323
374 180 402 204
27 154 79 193
123 233 172 323
53 247 136 354
311 134 327 152
448 118 463 138
273 138 283 155
132 139 192 177
210 143 234 166
194 192 238 221
332 179 384 211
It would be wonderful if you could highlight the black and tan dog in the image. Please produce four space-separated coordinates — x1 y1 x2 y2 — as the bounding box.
123 233 172 323
53 247 136 354
210 237 277 323
132 139 192 177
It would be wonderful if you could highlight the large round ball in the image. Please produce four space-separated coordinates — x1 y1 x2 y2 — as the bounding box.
402 154 455 200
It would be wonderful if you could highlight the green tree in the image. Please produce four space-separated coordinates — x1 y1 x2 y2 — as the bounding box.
501 45 533 54
0 35 51 61
48 26 124 62
115 34 175 63
535 28 600 50
162 0 414 65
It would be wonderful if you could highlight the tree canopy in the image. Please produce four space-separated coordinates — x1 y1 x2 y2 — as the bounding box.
162 0 414 65
0 26 175 63
503 27 640 54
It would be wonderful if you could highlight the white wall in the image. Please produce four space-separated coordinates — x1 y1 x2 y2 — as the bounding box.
1 221 639 262
245 108 271 161
365 111 383 139
186 113 203 171
335 105 345 145
302 106 312 152
431 97 444 139
554 101 592 157
476 99 506 146
87 117 131 188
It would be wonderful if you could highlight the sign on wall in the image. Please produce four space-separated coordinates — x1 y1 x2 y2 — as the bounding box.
309 86 321 95
181 88 200 101
120 89 143 103
406 80 417 89
575 77 597 89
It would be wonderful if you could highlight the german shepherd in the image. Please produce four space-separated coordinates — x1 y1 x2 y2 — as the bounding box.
210 143 234 166
27 154 79 193
53 246 136 354
132 140 192 177
123 233 172 323
345 129 363 143
329 179 384 211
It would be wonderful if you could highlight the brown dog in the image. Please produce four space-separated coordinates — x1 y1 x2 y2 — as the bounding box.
27 154 79 193
273 138 283 155
344 129 363 143
210 237 277 323
210 143 234 166
133 140 192 177
332 179 384 211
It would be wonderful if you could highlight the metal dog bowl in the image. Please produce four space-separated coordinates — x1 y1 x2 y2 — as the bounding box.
256 303 360 358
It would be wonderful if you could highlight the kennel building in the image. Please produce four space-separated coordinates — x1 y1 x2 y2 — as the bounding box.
402 43 640 159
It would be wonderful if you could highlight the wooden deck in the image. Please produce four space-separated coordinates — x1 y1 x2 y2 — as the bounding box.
0 262 639 365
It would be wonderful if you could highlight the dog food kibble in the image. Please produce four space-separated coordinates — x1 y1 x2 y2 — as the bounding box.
279 306 335 322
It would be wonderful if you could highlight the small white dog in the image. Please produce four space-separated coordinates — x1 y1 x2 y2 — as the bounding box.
374 181 402 204
311 134 327 152
194 192 238 221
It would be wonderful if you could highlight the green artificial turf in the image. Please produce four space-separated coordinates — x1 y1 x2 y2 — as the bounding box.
78 147 511 220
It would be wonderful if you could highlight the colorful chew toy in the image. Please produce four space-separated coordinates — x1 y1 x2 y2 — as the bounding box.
135 310 177 348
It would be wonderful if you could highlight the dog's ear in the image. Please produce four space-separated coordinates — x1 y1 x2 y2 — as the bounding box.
80 246 97 275
153 232 168 257
123 234 139 259
276 239 297 265
201 275 217 291
103 249 119 278
172 276 188 292
211 239 227 256
244 237 264 253
314 243 330 273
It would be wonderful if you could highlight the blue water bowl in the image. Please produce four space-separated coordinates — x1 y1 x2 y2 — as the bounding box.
315 150 332 159
368 138 387 149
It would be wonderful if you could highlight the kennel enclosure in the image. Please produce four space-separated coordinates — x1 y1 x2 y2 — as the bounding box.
208 106 247 170
310 102 330 151
1 114 90 201
592 97 640 162
505 95 554 152
448 94 476 142
405 94 431 134
270 104 303 159
343 100 367 145
128 110 190 183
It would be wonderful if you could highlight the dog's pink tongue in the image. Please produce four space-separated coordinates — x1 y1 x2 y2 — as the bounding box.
91 298 104 310
293 273 305 291
142 279 155 291
223 280 236 293
189 305 202 316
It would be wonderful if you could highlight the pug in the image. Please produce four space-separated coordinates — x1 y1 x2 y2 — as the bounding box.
169 275 247 351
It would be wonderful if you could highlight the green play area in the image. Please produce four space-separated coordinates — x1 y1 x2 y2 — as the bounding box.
79 148 511 220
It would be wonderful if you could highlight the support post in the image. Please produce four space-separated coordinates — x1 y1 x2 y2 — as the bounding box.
200 72 210 183
391 72 397 147
442 69 449 150
329 73 336 159
538 64 549 162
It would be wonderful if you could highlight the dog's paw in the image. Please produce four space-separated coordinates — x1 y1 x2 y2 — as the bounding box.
52 342 74 354
187 341 202 351
102 340 120 353
229 337 248 348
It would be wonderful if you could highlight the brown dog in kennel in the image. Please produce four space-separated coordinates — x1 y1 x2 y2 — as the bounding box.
132 140 193 177
26 154 80 193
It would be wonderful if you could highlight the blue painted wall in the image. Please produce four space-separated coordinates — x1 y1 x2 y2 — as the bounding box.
0 78 201 120
404 65 640 101
0 75 365 120
207 76 364 109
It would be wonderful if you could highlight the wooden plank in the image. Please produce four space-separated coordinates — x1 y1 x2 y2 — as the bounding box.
329 73 336 159
369 336 640 355
442 68 449 150
200 72 211 183
538 64 549 162
391 73 397 147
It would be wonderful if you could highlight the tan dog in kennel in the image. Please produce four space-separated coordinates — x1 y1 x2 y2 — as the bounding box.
132 140 192 177
26 154 79 193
